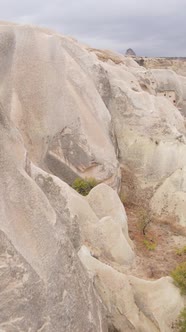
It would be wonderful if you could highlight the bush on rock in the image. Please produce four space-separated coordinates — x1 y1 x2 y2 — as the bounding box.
72 177 98 196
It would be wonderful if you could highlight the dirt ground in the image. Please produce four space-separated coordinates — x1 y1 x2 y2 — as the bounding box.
126 205 186 279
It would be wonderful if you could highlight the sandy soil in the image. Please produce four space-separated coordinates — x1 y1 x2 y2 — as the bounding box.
126 205 186 279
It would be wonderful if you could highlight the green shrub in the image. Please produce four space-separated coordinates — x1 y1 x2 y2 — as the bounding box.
177 307 186 332
143 239 156 251
171 262 186 295
72 177 98 196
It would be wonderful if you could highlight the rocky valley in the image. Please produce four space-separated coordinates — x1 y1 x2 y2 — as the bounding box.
0 22 185 331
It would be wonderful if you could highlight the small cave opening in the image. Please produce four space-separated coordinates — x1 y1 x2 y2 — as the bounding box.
140 84 148 92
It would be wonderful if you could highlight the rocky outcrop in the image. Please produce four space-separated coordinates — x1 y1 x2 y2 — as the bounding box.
2 23 120 189
0 23 108 332
126 48 136 57
134 56 186 76
79 246 184 332
0 22 185 332
88 47 186 225
150 167 186 226
0 108 108 331
31 166 134 266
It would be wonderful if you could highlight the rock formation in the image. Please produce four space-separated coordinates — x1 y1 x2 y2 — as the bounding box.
0 22 185 331
87 47 186 226
126 48 136 57
135 56 186 76
79 246 184 331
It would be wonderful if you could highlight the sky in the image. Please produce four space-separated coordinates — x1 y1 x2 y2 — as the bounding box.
1 0 186 57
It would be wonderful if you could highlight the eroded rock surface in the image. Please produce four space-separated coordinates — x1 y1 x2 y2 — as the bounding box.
2 23 120 189
0 21 185 332
79 246 184 332
88 46 186 225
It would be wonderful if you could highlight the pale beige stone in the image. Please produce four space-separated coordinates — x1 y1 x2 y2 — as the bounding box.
79 246 184 332
87 183 133 247
0 22 120 189
31 166 134 265
151 167 186 226
0 21 185 332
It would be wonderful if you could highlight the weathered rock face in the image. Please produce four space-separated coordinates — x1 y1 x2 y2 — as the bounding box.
87 47 186 225
0 24 109 332
0 231 108 332
31 166 134 266
150 167 186 227
134 57 186 116
0 113 109 331
79 246 184 332
1 23 120 190
134 56 186 76
86 184 133 247
0 22 186 332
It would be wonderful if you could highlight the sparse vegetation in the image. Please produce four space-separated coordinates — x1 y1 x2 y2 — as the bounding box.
143 238 157 251
138 208 151 236
136 208 157 251
176 246 186 256
119 192 128 205
176 307 186 332
171 262 186 295
72 177 98 196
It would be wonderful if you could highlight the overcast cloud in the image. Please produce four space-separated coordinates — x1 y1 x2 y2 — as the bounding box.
1 0 186 56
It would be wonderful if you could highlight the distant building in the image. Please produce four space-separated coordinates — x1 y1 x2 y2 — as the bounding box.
125 48 136 57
